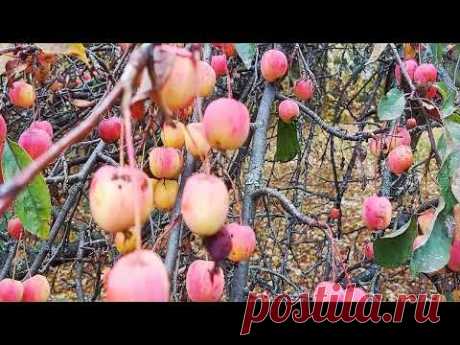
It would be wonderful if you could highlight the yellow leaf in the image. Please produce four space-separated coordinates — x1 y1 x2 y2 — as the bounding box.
67 43 90 66
35 43 90 66
403 43 417 59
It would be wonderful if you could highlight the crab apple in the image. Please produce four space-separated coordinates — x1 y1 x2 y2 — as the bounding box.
210 54 227 77
181 173 229 236
7 217 23 241
395 59 418 85
387 127 411 151
0 114 6 143
98 117 122 144
387 145 413 175
153 45 197 111
362 195 392 231
105 250 170 302
413 235 427 251
29 120 53 138
343 286 368 302
114 229 138 255
225 223 256 262
153 179 179 211
22 275 50 302
0 279 24 302
312 281 345 302
418 209 435 235
18 128 52 160
149 147 183 179
414 63 437 86
260 49 288 82
406 118 417 129
363 242 374 260
183 123 211 159
8 80 36 108
186 260 224 302
329 207 341 220
130 100 145 121
278 99 299 123
160 120 185 149
203 227 233 262
293 79 314 101
426 86 438 100
213 43 235 57
368 134 389 157
197 61 216 97
89 166 154 233
448 239 460 272
203 98 250 150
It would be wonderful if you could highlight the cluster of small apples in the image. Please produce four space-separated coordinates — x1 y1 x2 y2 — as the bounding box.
369 126 414 175
395 59 438 100
18 120 54 160
89 44 259 301
0 275 51 302
312 281 368 302
256 48 315 124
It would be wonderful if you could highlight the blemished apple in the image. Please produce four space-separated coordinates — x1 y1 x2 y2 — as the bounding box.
89 166 154 233
361 195 392 231
387 145 413 175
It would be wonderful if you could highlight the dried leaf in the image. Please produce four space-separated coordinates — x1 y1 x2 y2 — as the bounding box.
403 43 417 59
0 43 17 75
71 99 95 108
366 43 388 65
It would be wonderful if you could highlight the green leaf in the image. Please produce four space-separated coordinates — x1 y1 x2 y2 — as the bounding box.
1 139 51 239
374 216 418 268
411 149 460 273
428 43 446 65
235 43 256 70
444 113 460 148
410 200 451 274
274 120 299 162
439 84 457 118
377 88 406 121
437 133 448 161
